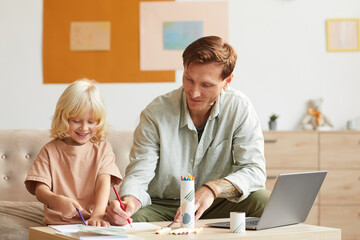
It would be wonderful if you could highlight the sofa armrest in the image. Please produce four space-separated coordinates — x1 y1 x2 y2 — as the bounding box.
0 201 43 240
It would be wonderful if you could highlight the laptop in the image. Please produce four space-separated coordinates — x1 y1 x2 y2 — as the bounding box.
206 171 327 230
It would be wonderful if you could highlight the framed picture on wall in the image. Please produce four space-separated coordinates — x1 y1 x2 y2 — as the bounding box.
326 18 360 52
139 1 229 71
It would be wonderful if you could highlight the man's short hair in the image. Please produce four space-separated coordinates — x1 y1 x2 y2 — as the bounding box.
182 36 237 79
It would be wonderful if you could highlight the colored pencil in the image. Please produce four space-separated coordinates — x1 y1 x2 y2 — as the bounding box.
112 186 133 228
167 221 175 227
76 208 87 225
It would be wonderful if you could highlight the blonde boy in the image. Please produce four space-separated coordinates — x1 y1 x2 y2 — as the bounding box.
25 79 122 226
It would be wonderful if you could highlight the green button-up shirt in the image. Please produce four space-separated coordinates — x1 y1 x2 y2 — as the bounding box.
120 86 266 207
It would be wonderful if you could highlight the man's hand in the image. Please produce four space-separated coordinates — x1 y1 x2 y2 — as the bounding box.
173 179 242 222
173 186 215 222
105 195 141 226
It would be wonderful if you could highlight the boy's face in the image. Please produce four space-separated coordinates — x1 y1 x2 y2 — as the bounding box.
65 109 99 146
182 62 232 117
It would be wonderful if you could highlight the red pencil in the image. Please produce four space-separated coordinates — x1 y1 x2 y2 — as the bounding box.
112 186 133 228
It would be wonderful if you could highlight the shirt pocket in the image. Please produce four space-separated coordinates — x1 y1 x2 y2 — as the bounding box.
204 139 232 176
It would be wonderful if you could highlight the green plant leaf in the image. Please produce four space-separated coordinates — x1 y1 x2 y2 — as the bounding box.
270 114 279 121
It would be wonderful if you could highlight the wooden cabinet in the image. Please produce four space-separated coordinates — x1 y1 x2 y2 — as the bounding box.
263 131 360 240
319 170 360 205
320 132 360 169
320 205 360 240
319 132 360 240
263 131 319 225
264 131 318 169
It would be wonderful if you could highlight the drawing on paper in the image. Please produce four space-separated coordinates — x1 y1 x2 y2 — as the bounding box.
163 21 203 50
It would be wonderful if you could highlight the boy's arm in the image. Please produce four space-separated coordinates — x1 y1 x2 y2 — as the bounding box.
35 182 82 218
88 174 111 227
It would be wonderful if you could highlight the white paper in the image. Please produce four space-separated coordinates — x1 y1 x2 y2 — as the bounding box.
50 224 80 233
49 222 161 233
57 232 129 239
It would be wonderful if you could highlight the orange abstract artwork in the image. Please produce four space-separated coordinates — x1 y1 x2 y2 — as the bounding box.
70 22 111 51
43 0 175 84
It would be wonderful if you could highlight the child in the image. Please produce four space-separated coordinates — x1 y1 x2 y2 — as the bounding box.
25 79 122 227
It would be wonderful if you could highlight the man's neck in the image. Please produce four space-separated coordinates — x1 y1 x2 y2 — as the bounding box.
190 109 211 129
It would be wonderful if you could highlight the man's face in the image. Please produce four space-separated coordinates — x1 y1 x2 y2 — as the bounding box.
182 62 232 116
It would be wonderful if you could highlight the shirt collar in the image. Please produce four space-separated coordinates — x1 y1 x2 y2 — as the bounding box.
180 88 193 129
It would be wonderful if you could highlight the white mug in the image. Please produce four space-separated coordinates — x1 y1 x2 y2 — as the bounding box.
230 212 246 233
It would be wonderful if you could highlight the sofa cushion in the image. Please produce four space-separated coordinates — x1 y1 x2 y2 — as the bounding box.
0 201 43 240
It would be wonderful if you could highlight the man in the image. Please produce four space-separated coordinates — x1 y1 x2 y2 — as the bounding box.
106 36 270 225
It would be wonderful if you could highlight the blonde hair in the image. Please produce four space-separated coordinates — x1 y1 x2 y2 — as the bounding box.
50 79 108 142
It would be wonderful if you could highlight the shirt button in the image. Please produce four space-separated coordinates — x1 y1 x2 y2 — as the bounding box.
191 159 194 163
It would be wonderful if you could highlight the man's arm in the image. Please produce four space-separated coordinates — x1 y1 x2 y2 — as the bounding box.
119 108 161 208
204 179 242 198
223 99 266 202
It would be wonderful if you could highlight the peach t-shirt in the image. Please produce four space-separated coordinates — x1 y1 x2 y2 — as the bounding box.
25 139 122 225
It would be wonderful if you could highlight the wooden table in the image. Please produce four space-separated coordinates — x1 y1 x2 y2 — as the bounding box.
29 218 341 240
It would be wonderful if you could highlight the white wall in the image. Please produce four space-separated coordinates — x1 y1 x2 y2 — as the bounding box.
1 0 360 131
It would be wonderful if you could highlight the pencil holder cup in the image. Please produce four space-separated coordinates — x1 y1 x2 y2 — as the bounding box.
230 212 246 233
180 179 195 228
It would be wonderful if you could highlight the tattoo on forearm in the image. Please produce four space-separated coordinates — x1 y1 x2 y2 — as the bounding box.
206 179 242 198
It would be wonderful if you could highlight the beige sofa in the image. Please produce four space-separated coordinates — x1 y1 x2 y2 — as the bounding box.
0 129 133 240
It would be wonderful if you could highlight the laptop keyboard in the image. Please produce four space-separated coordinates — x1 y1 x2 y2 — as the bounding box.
246 218 260 226
205 217 261 229
211 218 260 226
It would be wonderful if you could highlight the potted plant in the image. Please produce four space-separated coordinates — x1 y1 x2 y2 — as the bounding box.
269 113 279 130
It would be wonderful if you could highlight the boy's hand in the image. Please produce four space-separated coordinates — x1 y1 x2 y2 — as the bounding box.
51 195 83 219
87 216 110 227
35 183 83 219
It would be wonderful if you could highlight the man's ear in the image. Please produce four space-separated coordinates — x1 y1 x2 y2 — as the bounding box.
224 73 234 89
